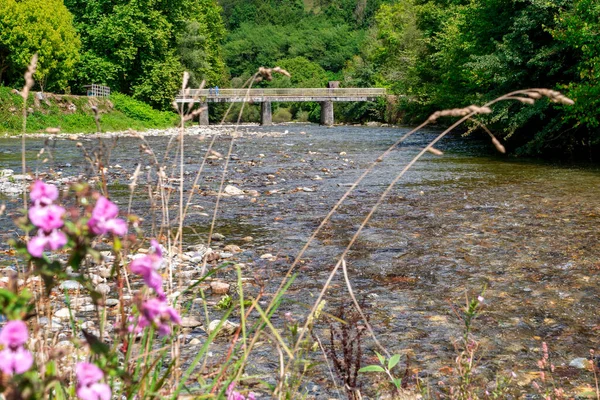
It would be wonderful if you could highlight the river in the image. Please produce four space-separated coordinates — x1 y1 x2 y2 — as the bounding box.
0 124 599 397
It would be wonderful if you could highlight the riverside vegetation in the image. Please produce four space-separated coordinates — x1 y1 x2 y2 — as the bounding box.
0 0 599 158
0 54 598 399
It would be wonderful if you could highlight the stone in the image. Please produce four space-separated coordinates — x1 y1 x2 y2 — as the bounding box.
54 308 71 319
569 358 589 369
260 253 274 259
96 283 111 295
205 252 221 262
223 244 242 253
211 233 225 241
207 319 240 336
220 252 234 259
189 338 201 345
181 317 202 328
210 281 230 295
60 280 83 290
105 299 119 307
224 185 244 196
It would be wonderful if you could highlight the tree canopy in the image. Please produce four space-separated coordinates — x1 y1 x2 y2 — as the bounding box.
0 0 80 92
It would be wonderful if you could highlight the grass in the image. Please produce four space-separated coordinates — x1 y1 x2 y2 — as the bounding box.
0 86 178 134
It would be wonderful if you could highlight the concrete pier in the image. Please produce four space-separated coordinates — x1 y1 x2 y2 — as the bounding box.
199 102 209 125
320 101 334 126
261 101 272 126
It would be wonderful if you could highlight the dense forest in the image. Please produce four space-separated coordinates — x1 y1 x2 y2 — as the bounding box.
0 0 598 158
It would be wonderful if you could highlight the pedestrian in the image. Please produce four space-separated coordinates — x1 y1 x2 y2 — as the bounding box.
209 87 213 96
215 86 219 96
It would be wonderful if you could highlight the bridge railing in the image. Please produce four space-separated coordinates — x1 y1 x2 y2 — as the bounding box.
177 88 386 99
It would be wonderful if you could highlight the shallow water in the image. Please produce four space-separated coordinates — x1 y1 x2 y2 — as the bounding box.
0 124 599 396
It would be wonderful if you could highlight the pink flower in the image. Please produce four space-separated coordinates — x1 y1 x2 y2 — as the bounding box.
131 298 181 336
129 240 164 297
27 229 67 257
29 204 65 231
0 346 33 375
30 180 58 206
0 321 33 375
0 320 29 347
76 362 111 400
88 196 127 236
227 383 255 400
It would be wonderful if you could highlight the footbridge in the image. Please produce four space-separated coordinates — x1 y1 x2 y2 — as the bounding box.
175 87 387 126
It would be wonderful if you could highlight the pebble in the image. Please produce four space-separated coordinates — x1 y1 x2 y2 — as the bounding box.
211 233 225 241
224 185 244 196
242 236 254 242
210 281 230 295
95 283 111 295
105 299 119 307
220 252 233 259
189 338 202 345
260 253 274 259
569 358 589 369
54 308 71 319
207 319 240 336
60 280 83 290
181 317 202 328
223 244 242 253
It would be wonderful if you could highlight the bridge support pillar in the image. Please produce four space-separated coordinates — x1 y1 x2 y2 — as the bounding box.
199 102 209 126
320 101 334 126
261 101 272 126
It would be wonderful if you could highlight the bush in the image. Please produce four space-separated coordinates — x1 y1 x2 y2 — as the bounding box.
110 92 177 126
273 107 292 123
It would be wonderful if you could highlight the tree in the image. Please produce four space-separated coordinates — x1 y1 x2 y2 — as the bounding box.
65 0 226 109
0 0 80 92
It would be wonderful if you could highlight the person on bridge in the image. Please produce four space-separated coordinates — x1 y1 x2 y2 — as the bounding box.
215 86 219 96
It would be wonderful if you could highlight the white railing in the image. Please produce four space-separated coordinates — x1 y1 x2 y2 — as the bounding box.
85 84 111 97
177 88 386 99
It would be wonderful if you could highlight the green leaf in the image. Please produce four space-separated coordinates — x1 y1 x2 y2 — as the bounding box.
392 378 402 389
358 365 386 373
375 351 385 365
388 354 401 369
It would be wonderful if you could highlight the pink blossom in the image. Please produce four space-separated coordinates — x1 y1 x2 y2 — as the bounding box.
0 320 29 347
0 346 33 375
131 298 181 336
30 180 58 206
88 196 127 236
227 383 255 400
29 204 65 231
27 229 67 257
129 240 164 297
76 362 111 400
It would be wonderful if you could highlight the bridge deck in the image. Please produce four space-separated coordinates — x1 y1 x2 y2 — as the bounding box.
176 88 386 103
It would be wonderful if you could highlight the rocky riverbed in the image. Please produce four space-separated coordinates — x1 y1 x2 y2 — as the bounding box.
0 124 599 398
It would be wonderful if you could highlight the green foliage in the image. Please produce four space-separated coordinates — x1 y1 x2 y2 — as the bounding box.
0 0 80 92
0 86 177 134
223 17 365 78
65 0 226 109
110 92 178 126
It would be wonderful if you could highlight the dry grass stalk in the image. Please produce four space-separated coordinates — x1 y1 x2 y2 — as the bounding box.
275 88 574 388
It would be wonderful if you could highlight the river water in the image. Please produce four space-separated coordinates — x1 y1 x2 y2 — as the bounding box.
0 124 599 397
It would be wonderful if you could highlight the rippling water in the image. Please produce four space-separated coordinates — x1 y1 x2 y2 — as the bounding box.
0 125 599 396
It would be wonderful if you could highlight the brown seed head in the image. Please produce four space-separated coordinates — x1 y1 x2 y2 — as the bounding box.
21 53 38 101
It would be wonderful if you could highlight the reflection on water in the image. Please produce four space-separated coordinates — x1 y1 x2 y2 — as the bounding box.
0 125 599 394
